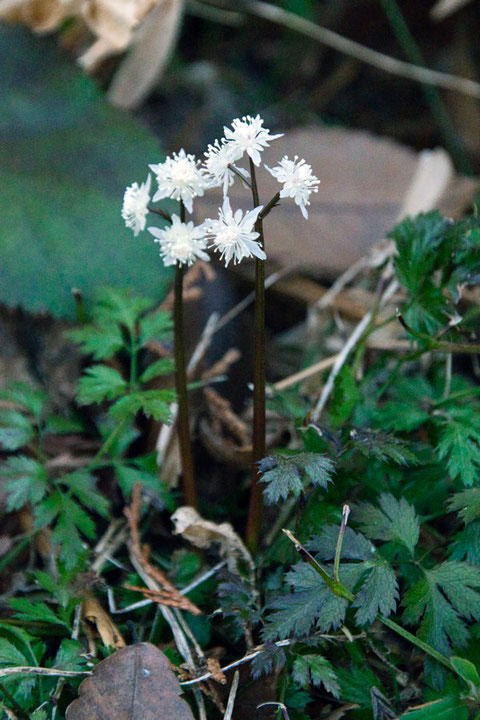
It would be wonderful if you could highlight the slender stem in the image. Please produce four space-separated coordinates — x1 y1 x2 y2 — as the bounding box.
259 191 281 220
282 529 355 601
174 201 197 508
334 505 350 583
227 163 252 188
148 206 172 223
90 419 128 468
246 159 266 553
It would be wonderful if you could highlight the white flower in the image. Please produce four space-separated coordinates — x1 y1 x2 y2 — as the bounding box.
148 215 209 267
265 155 319 219
121 174 151 236
223 114 283 166
203 139 237 195
203 197 266 267
149 149 208 213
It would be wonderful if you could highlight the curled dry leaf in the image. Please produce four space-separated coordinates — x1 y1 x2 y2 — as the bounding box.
171 506 254 577
82 590 126 649
66 642 195 720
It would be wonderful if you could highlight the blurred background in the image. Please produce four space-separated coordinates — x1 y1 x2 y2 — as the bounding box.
1 0 480 358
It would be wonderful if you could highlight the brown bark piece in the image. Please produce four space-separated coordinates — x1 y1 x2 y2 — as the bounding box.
66 642 195 720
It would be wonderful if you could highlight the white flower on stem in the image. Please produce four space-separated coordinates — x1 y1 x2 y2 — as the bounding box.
121 174 151 236
149 149 208 213
223 114 283 166
265 155 319 219
203 139 238 195
148 215 209 267
203 197 265 267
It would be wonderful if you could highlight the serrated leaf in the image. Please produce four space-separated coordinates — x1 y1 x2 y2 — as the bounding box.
448 488 480 525
308 525 375 562
0 638 30 666
336 664 385 709
0 27 172 317
109 389 175 422
403 562 480 659
139 310 173 346
263 562 360 639
353 561 399 625
68 324 125 361
260 452 334 504
8 599 69 628
354 493 420 555
449 522 480 565
350 429 418 465
60 471 110 518
3 455 49 511
77 365 127 405
250 643 286 679
54 639 88 672
0 383 46 418
0 409 34 450
437 421 480 486
293 654 340 697
140 357 175 383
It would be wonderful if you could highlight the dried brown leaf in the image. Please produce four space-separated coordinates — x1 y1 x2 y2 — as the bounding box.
66 642 195 720
82 590 126 649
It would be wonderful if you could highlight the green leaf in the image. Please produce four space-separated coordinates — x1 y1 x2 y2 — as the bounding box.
450 657 480 688
34 491 96 569
77 365 127 405
0 638 29 666
448 488 480 525
401 694 468 720
68 323 125 361
449 522 480 565
3 456 49 511
349 429 418 465
109 389 175 422
353 561 399 626
354 493 420 555
8 599 69 629
293 654 340 697
0 383 46 418
140 357 175 383
0 27 172 317
60 471 110 518
53 639 87 671
403 562 480 659
336 664 385 709
0 409 34 450
260 452 335 504
437 420 480 486
114 463 174 509
139 310 173 346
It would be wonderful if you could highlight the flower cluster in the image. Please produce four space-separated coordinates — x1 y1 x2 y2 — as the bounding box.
121 114 320 268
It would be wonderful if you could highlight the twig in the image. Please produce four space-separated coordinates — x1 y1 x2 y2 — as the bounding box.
239 0 480 100
272 354 338 392
223 671 240 720
0 667 91 679
124 484 202 615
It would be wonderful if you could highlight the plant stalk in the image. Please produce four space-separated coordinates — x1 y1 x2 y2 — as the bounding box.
246 159 266 553
174 201 197 508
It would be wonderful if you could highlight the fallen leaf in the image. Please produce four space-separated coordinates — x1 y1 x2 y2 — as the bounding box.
82 591 126 650
108 0 184 109
66 642 195 720
171 506 254 576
